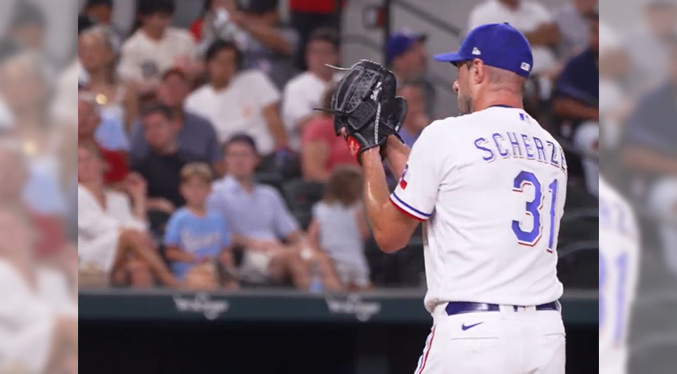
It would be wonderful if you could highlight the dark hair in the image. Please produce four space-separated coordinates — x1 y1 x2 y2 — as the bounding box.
241 0 278 15
324 166 363 206
140 102 174 120
205 39 243 68
224 133 258 155
161 67 188 82
85 0 113 9
138 0 175 17
11 1 45 29
307 27 340 51
78 15 95 34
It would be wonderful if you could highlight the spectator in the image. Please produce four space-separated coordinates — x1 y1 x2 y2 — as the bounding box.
209 134 341 290
468 0 560 77
237 0 300 89
0 210 78 374
0 52 69 216
164 163 238 289
308 166 371 290
80 0 125 46
283 28 341 151
621 36 677 276
132 103 203 230
8 1 46 53
77 141 179 288
196 0 299 89
301 88 358 182
130 69 223 170
625 0 677 91
289 0 341 70
554 0 598 60
81 0 113 25
190 0 236 42
118 0 198 94
553 12 600 195
78 93 129 186
387 30 436 117
185 41 289 157
397 82 431 147
0 142 68 263
78 26 138 137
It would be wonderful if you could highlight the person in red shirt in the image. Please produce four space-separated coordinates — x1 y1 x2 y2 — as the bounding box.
78 92 130 186
300 88 358 182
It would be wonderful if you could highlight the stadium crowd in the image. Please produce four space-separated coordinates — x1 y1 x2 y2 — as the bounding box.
36 0 675 291
71 0 610 291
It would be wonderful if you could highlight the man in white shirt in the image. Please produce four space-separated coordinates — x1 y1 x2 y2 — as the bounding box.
118 0 198 93
468 0 560 76
185 40 289 156
282 28 341 151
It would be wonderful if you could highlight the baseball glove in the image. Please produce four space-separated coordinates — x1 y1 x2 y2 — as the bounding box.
330 60 407 161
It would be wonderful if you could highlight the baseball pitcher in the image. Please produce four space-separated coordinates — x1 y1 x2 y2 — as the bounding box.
331 23 569 373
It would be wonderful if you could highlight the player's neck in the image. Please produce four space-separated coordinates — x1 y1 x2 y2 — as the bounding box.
473 92 524 112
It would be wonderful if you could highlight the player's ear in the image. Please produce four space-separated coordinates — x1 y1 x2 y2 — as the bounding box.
472 58 485 84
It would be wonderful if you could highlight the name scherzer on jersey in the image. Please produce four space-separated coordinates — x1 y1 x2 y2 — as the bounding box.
599 177 640 374
389 106 566 313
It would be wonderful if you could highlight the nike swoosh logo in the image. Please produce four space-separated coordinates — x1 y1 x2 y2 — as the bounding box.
461 322 484 331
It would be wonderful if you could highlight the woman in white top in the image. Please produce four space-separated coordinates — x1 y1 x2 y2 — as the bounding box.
77 141 179 288
78 25 138 135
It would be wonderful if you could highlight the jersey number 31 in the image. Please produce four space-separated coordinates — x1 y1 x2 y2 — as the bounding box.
512 170 559 252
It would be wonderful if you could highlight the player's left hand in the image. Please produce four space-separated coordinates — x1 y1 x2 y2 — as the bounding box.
329 60 407 163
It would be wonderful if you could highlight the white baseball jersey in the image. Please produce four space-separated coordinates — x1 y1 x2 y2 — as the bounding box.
599 177 640 374
390 106 567 313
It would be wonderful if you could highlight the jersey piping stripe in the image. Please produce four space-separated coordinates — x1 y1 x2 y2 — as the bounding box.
415 326 436 374
390 196 427 222
390 193 431 220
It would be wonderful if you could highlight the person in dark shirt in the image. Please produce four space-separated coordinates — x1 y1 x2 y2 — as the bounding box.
132 103 202 232
622 35 677 276
553 12 600 195
130 69 222 172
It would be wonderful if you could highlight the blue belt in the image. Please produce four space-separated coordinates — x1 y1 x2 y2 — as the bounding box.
445 301 560 316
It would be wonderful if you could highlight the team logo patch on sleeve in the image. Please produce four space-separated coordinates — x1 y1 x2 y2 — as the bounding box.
399 164 409 189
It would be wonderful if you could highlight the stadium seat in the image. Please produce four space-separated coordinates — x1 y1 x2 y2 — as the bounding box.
565 183 598 210
558 208 599 249
281 179 325 229
557 241 599 289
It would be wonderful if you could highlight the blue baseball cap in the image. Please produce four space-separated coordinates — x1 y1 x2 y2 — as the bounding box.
386 31 427 64
434 23 533 78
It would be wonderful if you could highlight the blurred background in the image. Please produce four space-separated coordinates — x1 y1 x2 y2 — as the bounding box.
5 0 674 373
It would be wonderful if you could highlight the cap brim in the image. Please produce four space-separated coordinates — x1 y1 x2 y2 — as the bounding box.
433 52 466 63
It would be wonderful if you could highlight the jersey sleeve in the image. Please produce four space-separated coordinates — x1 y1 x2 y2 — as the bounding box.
389 125 448 221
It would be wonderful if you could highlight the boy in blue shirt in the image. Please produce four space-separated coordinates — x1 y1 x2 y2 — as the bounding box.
164 163 238 289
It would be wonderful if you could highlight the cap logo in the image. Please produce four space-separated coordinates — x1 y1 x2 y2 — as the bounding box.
520 62 531 72
472 47 481 56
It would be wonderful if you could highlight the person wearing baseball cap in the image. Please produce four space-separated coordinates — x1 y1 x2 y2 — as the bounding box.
387 30 436 117
434 22 533 114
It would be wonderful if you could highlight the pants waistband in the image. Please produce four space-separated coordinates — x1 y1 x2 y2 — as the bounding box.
445 301 560 316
